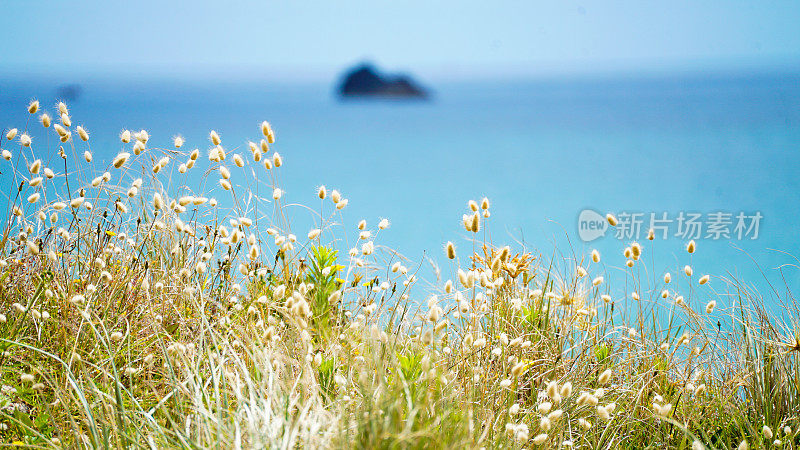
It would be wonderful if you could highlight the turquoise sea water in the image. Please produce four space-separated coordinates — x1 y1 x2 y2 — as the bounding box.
1 72 799 305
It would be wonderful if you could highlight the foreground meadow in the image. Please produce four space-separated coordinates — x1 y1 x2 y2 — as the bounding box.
0 100 798 449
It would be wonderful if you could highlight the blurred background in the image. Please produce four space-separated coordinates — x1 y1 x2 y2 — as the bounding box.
1 0 799 298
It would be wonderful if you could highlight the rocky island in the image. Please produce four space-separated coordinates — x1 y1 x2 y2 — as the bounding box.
337 63 429 99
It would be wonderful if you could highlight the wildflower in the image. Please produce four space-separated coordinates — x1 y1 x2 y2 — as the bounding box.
699 274 710 285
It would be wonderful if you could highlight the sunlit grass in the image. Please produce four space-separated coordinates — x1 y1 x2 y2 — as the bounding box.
0 99 797 449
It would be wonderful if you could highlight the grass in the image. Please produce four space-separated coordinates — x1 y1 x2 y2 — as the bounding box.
0 99 798 448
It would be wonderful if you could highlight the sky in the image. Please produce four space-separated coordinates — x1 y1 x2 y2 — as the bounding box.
1 0 799 80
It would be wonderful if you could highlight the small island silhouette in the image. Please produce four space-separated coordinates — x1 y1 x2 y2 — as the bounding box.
337 63 429 99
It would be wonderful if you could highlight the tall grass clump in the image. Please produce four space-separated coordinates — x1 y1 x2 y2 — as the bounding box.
0 100 798 448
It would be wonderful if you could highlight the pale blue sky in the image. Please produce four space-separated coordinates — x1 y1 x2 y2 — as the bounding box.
1 0 799 80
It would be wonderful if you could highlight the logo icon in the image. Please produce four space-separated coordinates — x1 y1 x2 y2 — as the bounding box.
578 209 608 242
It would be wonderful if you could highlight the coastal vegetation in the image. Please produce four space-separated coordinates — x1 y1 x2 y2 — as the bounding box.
0 100 797 449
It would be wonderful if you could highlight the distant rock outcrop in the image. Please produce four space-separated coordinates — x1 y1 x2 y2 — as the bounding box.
338 63 428 99
56 84 83 102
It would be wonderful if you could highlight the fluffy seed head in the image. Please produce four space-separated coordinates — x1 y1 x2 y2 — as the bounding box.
120 130 131 143
77 126 89 141
687 240 696 253
598 369 612 385
113 152 130 169
6 128 18 140
28 100 39 114
153 193 164 210
699 274 710 285
40 114 51 127
210 130 221 145
606 213 618 226
445 241 456 259
233 154 244 167
684 265 693 276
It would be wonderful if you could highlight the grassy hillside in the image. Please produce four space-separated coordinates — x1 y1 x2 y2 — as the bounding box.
0 100 797 449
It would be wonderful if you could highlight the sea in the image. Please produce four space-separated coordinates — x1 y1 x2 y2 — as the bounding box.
1 71 799 309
